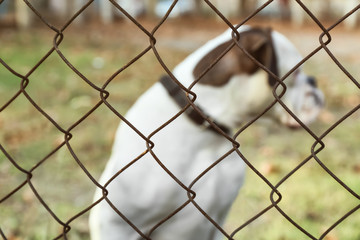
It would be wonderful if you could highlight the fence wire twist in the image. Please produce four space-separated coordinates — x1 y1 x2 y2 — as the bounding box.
0 0 360 239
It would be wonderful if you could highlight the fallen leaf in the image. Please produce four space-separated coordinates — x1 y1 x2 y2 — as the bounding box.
260 161 279 176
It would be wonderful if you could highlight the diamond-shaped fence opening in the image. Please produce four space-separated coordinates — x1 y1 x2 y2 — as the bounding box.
0 0 359 239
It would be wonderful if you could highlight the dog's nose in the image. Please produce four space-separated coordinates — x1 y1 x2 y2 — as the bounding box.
307 76 317 88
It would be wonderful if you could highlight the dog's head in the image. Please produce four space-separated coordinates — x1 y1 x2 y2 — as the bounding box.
175 26 324 130
266 30 325 129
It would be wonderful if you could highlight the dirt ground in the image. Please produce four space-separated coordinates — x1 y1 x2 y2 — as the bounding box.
79 16 360 57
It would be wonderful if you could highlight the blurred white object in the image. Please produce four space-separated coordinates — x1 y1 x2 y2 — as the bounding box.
115 0 146 17
92 57 105 70
289 0 359 29
98 0 145 23
155 0 195 17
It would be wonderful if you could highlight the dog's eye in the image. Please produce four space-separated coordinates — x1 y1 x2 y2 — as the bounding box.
307 76 317 88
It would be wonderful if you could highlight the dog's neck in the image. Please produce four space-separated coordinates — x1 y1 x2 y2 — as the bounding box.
160 75 231 135
191 71 274 128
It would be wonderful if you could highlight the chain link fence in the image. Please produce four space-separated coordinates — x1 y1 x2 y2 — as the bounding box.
1 0 360 239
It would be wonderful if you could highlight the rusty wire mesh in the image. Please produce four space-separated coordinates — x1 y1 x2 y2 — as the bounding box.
0 0 360 239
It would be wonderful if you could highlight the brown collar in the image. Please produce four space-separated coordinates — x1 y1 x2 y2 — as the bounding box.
159 75 231 135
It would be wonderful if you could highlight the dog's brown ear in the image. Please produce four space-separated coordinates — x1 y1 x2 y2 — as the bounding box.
193 39 240 86
194 28 278 87
243 29 269 53
240 28 279 86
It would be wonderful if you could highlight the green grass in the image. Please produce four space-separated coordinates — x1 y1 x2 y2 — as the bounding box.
224 119 360 240
1 23 359 240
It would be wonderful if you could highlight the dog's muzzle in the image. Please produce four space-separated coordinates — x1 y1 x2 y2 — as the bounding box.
279 76 324 129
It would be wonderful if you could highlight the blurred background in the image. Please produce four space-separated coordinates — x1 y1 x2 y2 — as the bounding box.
0 0 359 28
0 0 359 239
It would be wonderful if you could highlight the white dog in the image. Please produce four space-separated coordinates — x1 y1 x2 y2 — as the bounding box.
89 26 324 240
